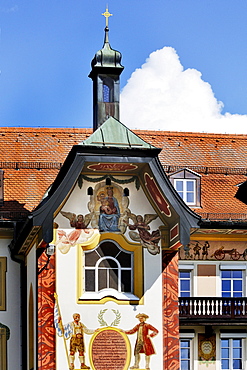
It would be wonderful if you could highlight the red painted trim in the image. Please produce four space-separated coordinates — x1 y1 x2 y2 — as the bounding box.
144 173 171 217
87 163 138 171
38 252 56 370
162 251 179 370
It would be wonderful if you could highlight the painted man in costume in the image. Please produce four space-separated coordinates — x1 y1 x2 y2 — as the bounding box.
124 313 158 370
58 313 95 370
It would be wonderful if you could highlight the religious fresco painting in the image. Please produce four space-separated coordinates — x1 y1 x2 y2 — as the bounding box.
56 182 162 255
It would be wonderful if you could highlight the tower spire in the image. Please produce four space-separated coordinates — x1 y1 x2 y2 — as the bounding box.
89 7 124 131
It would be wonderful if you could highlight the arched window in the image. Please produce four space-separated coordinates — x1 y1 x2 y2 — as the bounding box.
77 235 143 303
103 84 110 102
84 240 132 294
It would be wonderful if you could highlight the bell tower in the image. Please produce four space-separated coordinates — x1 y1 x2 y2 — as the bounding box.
89 8 124 131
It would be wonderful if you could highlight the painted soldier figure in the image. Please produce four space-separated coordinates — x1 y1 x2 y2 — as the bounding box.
124 313 158 370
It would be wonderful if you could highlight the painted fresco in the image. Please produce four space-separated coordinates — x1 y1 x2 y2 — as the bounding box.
54 305 159 370
55 180 163 255
124 214 161 255
179 240 247 260
53 177 173 370
38 251 56 370
162 251 179 370
54 307 96 369
123 313 158 370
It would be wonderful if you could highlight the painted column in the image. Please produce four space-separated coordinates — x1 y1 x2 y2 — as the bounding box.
37 251 56 370
162 250 179 370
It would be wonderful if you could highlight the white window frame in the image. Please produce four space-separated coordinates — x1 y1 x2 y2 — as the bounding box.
179 270 191 297
220 334 246 370
220 266 244 297
174 179 196 205
180 333 194 370
83 240 139 301
93 256 132 293
179 264 194 297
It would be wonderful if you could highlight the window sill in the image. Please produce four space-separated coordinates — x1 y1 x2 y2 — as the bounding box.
79 289 140 301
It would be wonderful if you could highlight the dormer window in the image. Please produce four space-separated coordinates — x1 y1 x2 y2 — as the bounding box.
169 168 201 207
174 179 196 205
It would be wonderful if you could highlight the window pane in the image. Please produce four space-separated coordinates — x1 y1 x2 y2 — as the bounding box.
109 269 118 290
99 259 118 268
85 270 95 291
222 271 231 278
176 181 183 191
233 348 241 358
233 280 242 292
233 292 242 297
221 339 229 347
222 280 231 291
121 270 131 292
180 340 190 348
221 359 229 369
221 348 229 358
181 280 190 291
85 251 99 266
181 361 190 370
233 271 242 278
180 272 190 279
103 84 110 102
181 292 191 297
98 269 107 290
186 181 194 191
99 242 120 257
233 359 241 369
233 339 241 347
117 251 131 267
186 193 194 203
181 348 190 358
222 292 231 297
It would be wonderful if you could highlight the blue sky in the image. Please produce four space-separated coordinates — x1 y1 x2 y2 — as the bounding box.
0 1 247 132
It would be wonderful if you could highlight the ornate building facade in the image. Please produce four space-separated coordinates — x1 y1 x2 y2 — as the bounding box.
0 12 247 370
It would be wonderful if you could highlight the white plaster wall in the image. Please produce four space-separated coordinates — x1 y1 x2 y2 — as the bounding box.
0 238 21 369
197 277 216 297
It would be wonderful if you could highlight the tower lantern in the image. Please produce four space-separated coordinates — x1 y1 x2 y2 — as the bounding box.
89 7 124 131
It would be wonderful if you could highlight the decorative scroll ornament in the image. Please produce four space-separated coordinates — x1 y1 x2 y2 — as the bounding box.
97 309 121 327
77 174 140 190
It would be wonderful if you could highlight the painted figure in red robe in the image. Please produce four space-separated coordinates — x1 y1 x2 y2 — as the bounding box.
123 313 158 370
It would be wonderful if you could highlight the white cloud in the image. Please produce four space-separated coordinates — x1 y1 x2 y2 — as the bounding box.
120 47 247 134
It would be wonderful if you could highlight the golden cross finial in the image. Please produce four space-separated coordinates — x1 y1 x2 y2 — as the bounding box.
102 6 113 27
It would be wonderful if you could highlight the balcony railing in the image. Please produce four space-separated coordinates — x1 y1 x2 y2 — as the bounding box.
179 297 247 321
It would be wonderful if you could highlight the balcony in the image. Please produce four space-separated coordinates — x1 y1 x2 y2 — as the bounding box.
179 297 247 325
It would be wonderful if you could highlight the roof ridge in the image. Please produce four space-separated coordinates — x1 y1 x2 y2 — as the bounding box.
1 127 247 139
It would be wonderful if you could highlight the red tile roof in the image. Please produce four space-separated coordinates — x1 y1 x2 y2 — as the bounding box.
1 127 247 220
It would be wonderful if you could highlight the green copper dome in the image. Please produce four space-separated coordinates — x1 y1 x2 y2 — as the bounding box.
89 26 124 76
